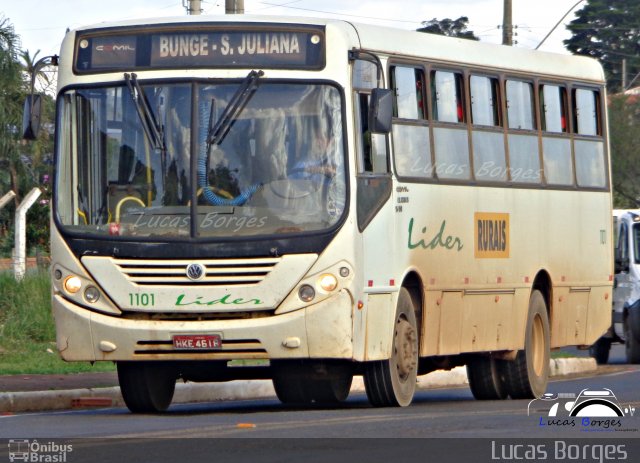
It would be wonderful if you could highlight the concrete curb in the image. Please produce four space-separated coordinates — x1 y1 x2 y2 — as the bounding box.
0 358 597 413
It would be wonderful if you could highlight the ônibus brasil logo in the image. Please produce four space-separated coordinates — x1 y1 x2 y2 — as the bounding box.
7 440 73 462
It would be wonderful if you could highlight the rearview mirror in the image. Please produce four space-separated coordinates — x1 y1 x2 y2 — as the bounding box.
615 255 630 274
22 94 43 140
369 88 393 134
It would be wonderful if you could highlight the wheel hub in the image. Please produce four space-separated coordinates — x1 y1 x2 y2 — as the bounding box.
395 317 417 380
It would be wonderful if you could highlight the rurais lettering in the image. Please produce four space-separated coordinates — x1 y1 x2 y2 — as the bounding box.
477 219 507 252
474 212 510 258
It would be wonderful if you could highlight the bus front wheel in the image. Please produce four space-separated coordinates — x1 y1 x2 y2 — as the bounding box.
364 288 419 407
501 290 550 399
117 361 176 413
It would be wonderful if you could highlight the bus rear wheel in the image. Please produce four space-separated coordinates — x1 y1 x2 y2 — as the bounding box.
467 356 508 400
589 336 611 365
501 290 550 399
364 288 418 407
117 362 176 413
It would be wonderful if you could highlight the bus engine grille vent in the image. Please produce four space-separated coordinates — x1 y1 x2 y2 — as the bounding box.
113 257 282 286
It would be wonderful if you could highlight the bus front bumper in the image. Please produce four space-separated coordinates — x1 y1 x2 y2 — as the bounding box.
52 290 354 362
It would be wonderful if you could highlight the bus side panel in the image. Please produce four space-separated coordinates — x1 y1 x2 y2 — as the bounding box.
585 286 612 345
435 291 463 355
551 286 570 347
460 293 515 353
363 292 396 361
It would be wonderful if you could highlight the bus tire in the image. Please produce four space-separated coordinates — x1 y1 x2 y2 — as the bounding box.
466 356 508 400
272 362 352 405
364 288 418 407
624 315 640 364
589 337 611 365
501 290 550 399
117 362 176 413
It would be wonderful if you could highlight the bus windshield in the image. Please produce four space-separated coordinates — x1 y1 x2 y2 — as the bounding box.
55 80 346 239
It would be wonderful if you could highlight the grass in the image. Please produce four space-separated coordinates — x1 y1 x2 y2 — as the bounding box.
0 270 115 375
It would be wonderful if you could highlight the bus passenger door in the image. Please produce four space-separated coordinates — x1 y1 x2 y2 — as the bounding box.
354 89 395 287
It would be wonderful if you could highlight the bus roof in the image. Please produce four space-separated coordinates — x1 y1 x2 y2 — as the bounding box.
69 15 605 84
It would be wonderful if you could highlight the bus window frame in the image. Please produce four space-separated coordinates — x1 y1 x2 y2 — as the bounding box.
570 84 608 189
388 60 432 182
469 72 508 184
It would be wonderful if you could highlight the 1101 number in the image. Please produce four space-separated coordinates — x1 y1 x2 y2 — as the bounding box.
129 293 156 307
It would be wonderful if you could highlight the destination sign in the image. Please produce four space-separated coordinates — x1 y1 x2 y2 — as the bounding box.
74 24 325 73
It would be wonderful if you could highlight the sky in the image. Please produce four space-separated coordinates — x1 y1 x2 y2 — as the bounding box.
1 0 587 58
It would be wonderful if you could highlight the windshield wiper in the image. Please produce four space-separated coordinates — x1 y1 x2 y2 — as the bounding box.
124 73 166 152
206 70 264 152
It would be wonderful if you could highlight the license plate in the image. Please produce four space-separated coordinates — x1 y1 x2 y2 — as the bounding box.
172 334 222 350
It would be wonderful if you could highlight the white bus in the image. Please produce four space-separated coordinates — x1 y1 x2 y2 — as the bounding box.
35 15 612 413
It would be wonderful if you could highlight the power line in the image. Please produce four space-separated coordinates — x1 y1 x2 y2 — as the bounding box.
253 1 421 25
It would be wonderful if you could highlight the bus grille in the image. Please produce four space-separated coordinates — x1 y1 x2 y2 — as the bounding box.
113 257 281 286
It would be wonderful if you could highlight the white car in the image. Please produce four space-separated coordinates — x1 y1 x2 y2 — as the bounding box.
590 210 640 364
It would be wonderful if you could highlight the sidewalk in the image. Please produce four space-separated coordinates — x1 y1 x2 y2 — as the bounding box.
0 357 597 413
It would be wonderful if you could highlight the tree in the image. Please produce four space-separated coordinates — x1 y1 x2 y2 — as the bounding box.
564 0 640 93
20 49 54 95
0 17 53 255
417 17 479 40
0 16 24 205
608 93 640 207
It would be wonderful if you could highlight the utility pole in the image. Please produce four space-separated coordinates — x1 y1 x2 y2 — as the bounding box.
225 0 244 14
502 0 513 46
622 59 627 91
185 0 202 15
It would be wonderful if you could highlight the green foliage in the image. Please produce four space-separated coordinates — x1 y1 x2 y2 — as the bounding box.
564 0 640 93
0 270 53 343
0 16 54 257
0 271 116 374
609 94 640 207
417 17 479 40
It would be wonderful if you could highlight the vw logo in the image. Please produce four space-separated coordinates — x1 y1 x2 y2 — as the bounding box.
186 263 205 281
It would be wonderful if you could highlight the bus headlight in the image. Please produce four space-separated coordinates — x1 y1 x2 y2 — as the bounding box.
319 273 338 292
63 275 82 294
298 284 316 302
84 286 101 303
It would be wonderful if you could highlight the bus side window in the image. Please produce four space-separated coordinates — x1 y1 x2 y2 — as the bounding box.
540 84 572 186
573 88 606 188
431 70 470 180
390 64 430 179
353 58 389 174
356 93 388 174
432 70 465 123
506 79 541 184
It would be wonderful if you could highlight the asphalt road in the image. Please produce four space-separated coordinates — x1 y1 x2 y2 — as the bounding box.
2 355 639 463
2 362 638 440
